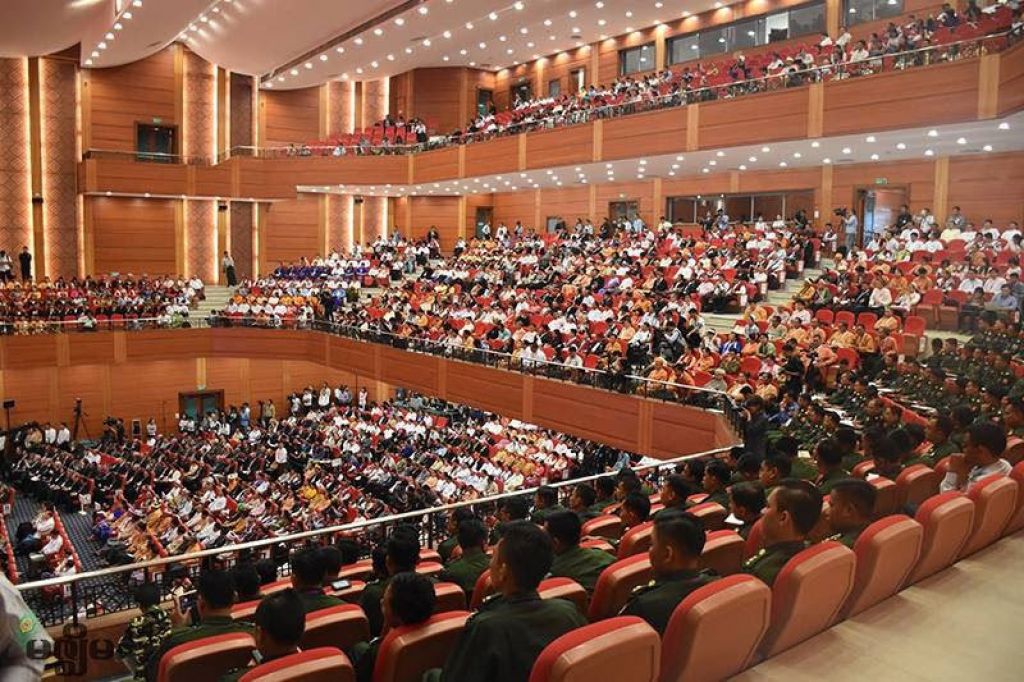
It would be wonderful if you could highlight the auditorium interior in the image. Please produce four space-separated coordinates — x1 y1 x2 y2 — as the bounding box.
0 0 1021 679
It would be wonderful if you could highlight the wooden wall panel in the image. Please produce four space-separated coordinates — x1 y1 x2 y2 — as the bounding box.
82 158 189 196
998 42 1024 116
493 190 539 229
86 47 177 152
948 152 1024 226
408 67 463 134
539 187 590 226
234 155 409 199
125 329 212 362
0 335 58 368
261 194 319 269
525 123 594 169
412 147 460 184
700 88 809 149
193 165 233 197
3 366 57 427
464 135 519 177
108 358 197 429
327 336 377 377
91 197 177 275
55 364 107 432
229 73 254 149
262 86 320 147
445 361 524 419
464 193 493 238
823 59 980 136
602 108 688 161
0 57 30 259
531 378 640 452
596 181 655 225
67 334 116 367
408 196 460 250
380 346 440 395
831 158 935 215
40 57 80 279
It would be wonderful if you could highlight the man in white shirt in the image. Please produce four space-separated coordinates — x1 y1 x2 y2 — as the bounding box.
940 423 1012 494
868 284 893 310
958 273 984 294
41 530 64 557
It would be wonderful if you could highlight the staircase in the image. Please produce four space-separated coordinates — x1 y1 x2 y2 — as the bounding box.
703 265 827 334
193 285 235 322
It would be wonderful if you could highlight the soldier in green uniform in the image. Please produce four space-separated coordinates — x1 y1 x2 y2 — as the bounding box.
773 436 817 481
835 427 863 473
812 438 850 495
350 573 436 682
115 582 171 680
568 484 600 522
1002 397 1024 438
692 460 731 508
438 518 490 596
742 479 823 587
427 521 587 682
924 414 960 466
437 508 475 564
289 547 344 614
0 573 52 679
657 474 695 515
727 482 766 540
759 453 792 498
545 511 615 594
619 510 718 635
144 569 254 682
824 479 876 549
361 525 422 637
590 477 617 515
530 485 567 524
219 590 305 682
489 497 531 545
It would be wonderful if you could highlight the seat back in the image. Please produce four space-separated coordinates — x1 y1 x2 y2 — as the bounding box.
617 521 654 559
959 475 1018 558
538 577 588 615
433 582 468 613
588 554 654 621
301 604 370 653
908 492 975 583
1005 461 1024 535
659 575 771 682
760 542 856 657
869 477 899 517
582 514 624 540
743 518 765 559
158 632 256 682
469 568 494 610
371 611 470 682
699 530 745 576
238 647 355 682
529 616 660 682
688 502 727 531
895 465 941 507
844 515 924 617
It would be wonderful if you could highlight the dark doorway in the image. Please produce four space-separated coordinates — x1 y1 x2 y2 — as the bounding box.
609 201 640 222
179 390 224 422
136 124 178 163
474 207 494 238
476 89 493 117
855 187 908 246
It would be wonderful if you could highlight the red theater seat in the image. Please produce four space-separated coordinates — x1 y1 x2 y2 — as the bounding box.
528 616 660 682
617 521 654 559
760 542 856 657
908 492 975 584
699 530 745 576
843 515 924 617
371 611 470 682
895 465 942 508
157 632 256 682
1005 461 1024 535
582 515 624 540
433 581 468 613
238 647 354 682
588 554 654 621
231 599 261 621
301 604 370 653
688 502 727 531
743 518 765 559
538 577 588 614
869 477 900 517
469 569 494 610
958 475 1018 558
659 575 771 682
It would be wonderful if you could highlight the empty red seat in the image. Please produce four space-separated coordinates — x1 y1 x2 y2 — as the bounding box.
1004 436 1024 466
843 515 924 617
433 582 468 613
588 554 654 621
699 530 745 576
302 604 370 653
528 616 660 682
157 632 256 682
1005 461 1024 536
895 465 942 507
760 541 856 657
688 502 727 531
958 475 1018 558
908 491 975 584
538 577 588 615
659 575 771 682
617 521 654 559
582 514 624 540
371 611 470 682
238 647 354 682
869 477 899 517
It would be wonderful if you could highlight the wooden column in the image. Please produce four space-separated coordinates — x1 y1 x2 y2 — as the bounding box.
826 0 841 37
216 202 229 283
977 54 1000 120
820 164 834 221
27 57 44 280
686 104 699 151
175 200 187 276
217 67 230 161
933 157 950 221
173 45 184 154
589 43 601 86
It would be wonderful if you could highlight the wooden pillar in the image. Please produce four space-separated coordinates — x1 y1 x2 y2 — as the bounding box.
217 67 230 161
252 202 262 277
317 194 328 256
457 197 467 239
977 54 1000 120
807 82 824 139
933 157 950 221
686 104 699 151
655 26 667 71
175 200 187 276
590 42 601 86
27 57 44 280
173 45 184 155
820 164 834 221
319 83 330 139
593 119 603 162
826 0 841 37
217 201 229 281
652 178 663 224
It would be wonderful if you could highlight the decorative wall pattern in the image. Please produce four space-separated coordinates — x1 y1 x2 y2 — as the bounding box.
362 196 387 243
363 78 388 127
41 58 79 279
184 50 215 160
229 201 253 280
0 58 29 259
326 193 354 252
185 199 216 282
229 73 253 149
327 81 355 137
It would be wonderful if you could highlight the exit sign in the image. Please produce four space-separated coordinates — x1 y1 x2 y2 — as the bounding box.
874 177 888 185
152 117 163 124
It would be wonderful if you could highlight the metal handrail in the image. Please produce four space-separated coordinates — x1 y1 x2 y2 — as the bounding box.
15 444 736 592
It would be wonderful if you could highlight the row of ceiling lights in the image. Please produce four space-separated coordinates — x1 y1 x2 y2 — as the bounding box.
83 0 144 67
177 1 233 45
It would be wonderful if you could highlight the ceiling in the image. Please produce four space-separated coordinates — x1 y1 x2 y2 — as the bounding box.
1 0 725 89
296 113 1024 200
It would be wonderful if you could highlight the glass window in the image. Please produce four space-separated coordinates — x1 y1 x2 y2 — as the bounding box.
548 78 561 97
765 12 790 43
790 2 826 37
730 19 761 50
668 34 701 64
667 192 812 224
845 0 903 26
666 197 697 223
570 68 585 92
752 194 785 222
699 28 729 58
619 43 655 75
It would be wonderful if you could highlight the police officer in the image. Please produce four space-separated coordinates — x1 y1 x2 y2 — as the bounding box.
544 511 615 594
438 519 490 595
619 511 718 635
742 480 822 587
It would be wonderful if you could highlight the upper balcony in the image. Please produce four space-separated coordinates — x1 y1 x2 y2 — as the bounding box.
79 35 1024 200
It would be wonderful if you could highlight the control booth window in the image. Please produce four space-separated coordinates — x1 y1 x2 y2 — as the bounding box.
619 43 655 75
845 0 904 26
666 191 814 223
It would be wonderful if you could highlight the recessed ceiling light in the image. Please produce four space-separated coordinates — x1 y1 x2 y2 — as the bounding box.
354 37 363 45
114 22 123 30
761 146 769 153
639 159 647 165
319 54 328 61
998 122 1010 130
956 137 967 144
277 75 285 81
374 28 383 36
841 147 851 155
290 68 299 75
387 53 395 60
85 58 93 65
105 32 115 40
598 19 607 26
569 10 578 18
370 60 379 68
356 67 363 74
478 42 486 48
865 135 876 142
443 30 452 38
489 11 499 20
927 129 938 137
823 158 831 164
811 141 820 148
405 46 413 53
418 6 429 14
336 46 345 53
793 152 801 158
606 163 613 168
983 144 993 152
870 153 879 160
499 35 507 41
442 55 450 61
896 142 906 150
572 26 580 32
779 161 788 167
466 21 474 29
422 38 431 46
469 61 476 66
708 160 716 166
304 62 313 69
924 149 934 156
395 17 405 26
716 151 725 157
596 1 604 7
460 48 467 55
748 156 757 162
527 41 535 47
544 18 552 26
702 168 710 174
91 50 99 57
738 165 746 170
676 155 684 161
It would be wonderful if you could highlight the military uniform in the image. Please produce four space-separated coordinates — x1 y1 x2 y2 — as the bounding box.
360 577 390 637
437 535 459 564
530 504 567 524
815 468 850 495
742 541 807 587
618 569 718 635
220 650 297 682
789 456 818 482
828 526 866 549
696 489 730 509
924 440 959 466
548 545 615 594
116 605 172 680
297 587 344 615
145 616 254 682
431 591 587 682
439 548 490 595
589 498 615 516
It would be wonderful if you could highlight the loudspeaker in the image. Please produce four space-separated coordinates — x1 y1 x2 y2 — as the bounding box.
2 399 14 409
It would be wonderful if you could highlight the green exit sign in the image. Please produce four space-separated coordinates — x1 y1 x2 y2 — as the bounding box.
874 177 888 185
152 117 163 124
